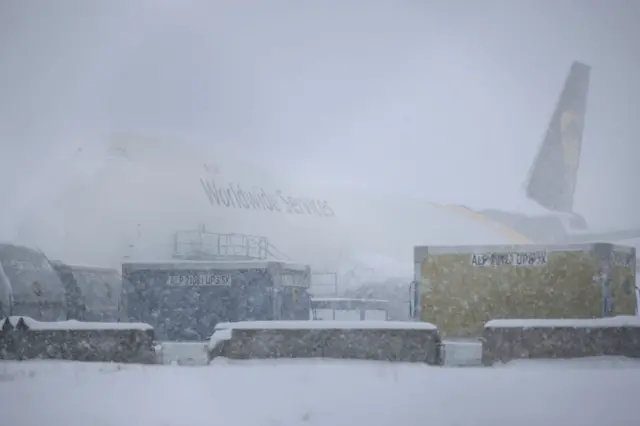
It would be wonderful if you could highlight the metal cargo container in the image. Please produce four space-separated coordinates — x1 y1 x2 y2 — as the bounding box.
413 243 636 337
50 261 122 322
0 261 12 317
121 260 311 341
0 243 67 321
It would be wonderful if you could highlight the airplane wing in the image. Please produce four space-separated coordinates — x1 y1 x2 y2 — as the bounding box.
553 229 640 245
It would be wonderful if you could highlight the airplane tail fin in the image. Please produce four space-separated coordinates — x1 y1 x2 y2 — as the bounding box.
524 61 591 213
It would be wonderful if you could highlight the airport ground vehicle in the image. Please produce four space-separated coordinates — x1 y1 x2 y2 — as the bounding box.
120 260 311 341
412 243 636 336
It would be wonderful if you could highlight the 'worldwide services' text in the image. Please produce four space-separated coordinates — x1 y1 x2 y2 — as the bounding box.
200 178 335 217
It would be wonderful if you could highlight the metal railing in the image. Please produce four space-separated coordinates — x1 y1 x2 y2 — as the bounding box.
172 228 289 261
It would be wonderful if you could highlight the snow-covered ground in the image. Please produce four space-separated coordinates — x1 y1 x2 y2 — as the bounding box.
1 357 639 426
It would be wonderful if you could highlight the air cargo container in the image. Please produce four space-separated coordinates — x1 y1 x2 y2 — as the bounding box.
50 261 122 322
120 260 311 341
0 261 12 317
411 243 636 337
0 243 67 321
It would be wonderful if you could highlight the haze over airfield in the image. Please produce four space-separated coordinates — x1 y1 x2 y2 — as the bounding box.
0 0 638 244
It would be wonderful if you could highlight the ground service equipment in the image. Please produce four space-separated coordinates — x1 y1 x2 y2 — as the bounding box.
50 261 122 322
0 243 67 321
120 260 311 341
412 243 636 337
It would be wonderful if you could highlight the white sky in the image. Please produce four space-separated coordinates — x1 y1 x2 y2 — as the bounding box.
0 0 638 230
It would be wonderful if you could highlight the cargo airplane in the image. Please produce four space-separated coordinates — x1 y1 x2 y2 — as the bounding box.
2 60 638 313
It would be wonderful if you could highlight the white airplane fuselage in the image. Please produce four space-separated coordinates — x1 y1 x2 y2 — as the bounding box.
6 143 534 288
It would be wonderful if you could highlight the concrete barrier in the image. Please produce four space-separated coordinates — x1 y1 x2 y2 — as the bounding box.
0 316 156 364
208 321 443 365
481 317 640 366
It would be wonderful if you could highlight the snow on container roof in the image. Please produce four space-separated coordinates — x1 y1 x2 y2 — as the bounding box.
485 316 640 329
122 259 309 272
215 320 437 330
3 316 152 331
417 242 598 256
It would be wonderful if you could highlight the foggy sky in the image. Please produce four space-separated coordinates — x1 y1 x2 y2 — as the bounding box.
1 0 639 230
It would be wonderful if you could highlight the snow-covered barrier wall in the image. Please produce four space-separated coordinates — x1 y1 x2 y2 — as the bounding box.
481 317 640 365
208 321 443 365
0 316 156 364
